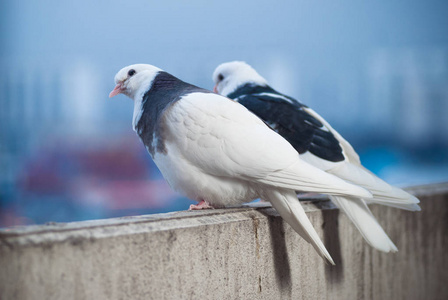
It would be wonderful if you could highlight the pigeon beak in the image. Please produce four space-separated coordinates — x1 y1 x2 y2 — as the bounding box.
109 83 124 98
213 84 218 94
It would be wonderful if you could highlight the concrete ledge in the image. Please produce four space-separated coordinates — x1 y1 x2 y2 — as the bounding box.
1 183 448 300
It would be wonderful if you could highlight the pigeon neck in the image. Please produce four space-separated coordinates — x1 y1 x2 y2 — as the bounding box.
133 72 211 156
132 71 161 129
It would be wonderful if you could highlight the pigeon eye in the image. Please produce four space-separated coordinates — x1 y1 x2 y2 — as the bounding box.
217 74 224 81
128 69 136 77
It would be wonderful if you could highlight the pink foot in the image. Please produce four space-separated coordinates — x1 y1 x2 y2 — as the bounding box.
189 200 215 210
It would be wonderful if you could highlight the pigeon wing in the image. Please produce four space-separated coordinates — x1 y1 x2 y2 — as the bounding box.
164 92 371 199
236 91 346 163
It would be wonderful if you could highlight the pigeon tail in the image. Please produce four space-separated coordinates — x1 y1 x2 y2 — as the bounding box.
330 195 398 253
258 158 372 200
265 188 335 265
328 164 420 211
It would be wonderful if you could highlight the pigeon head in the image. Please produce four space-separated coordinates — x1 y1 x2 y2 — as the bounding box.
212 61 268 97
109 64 162 100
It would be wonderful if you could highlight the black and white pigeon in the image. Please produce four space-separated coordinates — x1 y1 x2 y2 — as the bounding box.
110 63 374 264
212 61 421 253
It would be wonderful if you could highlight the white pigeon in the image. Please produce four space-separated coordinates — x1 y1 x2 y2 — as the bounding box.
110 63 374 264
212 61 421 253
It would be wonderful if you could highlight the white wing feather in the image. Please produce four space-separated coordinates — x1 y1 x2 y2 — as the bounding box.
328 163 420 210
166 93 372 199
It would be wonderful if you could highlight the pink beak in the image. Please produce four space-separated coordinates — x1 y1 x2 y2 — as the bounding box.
213 84 218 94
109 83 123 98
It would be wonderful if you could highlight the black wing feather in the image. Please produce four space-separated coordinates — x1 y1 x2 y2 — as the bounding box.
230 84 344 162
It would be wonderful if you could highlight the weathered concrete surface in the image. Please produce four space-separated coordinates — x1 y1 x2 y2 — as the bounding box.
1 183 447 300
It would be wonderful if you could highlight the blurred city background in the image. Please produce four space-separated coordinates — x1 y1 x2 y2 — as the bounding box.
1 0 448 227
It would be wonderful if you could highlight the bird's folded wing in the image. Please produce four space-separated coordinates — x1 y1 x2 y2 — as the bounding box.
165 93 371 199
166 93 298 176
239 93 346 163
303 107 361 165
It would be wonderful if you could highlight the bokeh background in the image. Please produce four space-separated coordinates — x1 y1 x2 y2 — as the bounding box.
1 0 448 227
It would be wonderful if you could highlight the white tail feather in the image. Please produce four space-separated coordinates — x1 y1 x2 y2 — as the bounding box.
258 159 372 199
330 196 398 252
265 189 335 265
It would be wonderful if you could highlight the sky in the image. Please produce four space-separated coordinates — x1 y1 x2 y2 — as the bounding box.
2 1 448 73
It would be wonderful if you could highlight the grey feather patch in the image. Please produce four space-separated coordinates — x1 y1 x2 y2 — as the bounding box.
136 71 211 156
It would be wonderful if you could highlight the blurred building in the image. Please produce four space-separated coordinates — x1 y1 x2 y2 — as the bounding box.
1 0 448 226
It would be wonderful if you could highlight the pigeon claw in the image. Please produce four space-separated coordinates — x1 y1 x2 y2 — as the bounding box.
189 200 215 210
